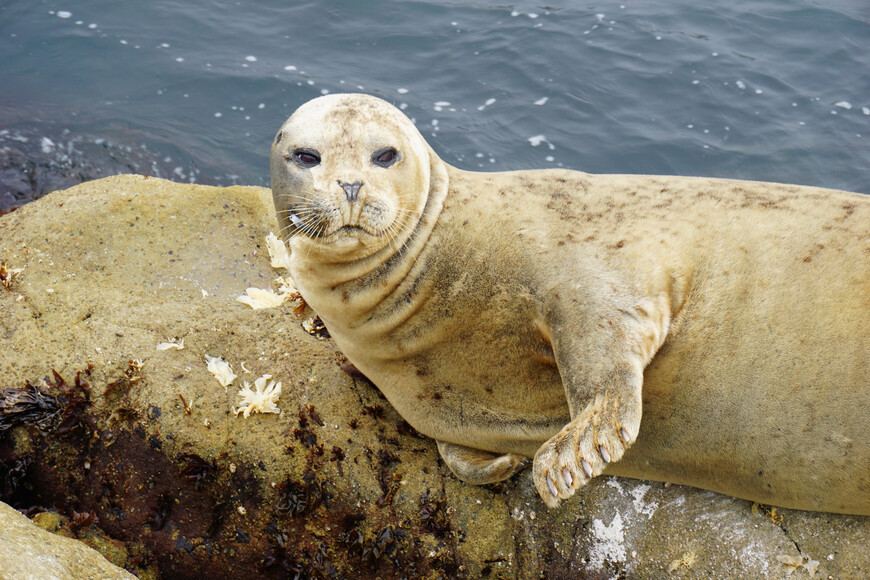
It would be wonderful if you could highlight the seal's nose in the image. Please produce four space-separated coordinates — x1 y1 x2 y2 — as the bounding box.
338 180 363 202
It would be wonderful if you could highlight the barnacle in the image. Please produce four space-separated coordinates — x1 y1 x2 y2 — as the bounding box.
233 375 282 418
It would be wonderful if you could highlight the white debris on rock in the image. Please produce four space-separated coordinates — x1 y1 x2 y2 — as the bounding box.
630 484 659 519
265 232 292 270
776 554 820 577
237 287 287 309
156 339 185 351
205 355 237 387
234 374 282 418
275 276 299 298
588 513 627 570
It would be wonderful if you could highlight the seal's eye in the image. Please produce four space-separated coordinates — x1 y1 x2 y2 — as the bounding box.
292 149 321 167
372 147 399 168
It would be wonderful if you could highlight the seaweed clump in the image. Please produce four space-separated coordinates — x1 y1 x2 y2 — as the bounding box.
0 383 62 434
0 369 94 439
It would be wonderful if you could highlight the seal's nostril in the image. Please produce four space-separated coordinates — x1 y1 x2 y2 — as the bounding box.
338 180 363 202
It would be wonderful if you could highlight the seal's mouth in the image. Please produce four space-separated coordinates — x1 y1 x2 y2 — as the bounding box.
283 202 391 242
331 225 367 237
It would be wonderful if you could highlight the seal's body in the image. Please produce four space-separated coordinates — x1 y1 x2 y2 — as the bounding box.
271 94 869 515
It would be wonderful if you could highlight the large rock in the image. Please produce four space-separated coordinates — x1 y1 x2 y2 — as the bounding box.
0 500 136 579
0 175 866 578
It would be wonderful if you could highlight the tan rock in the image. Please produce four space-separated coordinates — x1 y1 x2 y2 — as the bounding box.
0 175 866 578
0 501 136 579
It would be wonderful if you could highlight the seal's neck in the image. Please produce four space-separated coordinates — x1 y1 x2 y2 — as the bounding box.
289 155 450 329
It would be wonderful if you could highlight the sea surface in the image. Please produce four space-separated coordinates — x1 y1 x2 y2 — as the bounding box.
1 0 868 210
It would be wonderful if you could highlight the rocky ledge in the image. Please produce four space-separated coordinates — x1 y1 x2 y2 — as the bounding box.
0 175 866 579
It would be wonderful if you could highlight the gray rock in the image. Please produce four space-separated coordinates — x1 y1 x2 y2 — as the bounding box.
0 175 866 578
0 501 136 580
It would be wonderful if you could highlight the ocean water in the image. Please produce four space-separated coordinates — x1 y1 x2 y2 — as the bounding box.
1 1 868 210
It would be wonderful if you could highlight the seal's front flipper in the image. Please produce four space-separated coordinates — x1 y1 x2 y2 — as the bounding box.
533 379 642 507
532 291 672 508
437 440 530 485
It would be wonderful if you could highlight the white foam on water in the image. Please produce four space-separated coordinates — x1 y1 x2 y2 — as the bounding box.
835 101 852 109
57 11 72 19
284 65 296 71
535 97 548 105
245 55 257 62
477 97 497 111
397 88 409 94
863 107 870 115
736 80 746 90
528 135 556 150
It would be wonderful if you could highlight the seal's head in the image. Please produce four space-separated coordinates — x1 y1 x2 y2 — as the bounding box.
271 94 438 259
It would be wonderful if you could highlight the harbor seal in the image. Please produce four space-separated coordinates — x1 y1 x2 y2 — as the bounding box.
270 93 870 515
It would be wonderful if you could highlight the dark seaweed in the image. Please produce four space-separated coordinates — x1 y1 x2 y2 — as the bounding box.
0 383 62 434
0 455 32 502
177 453 218 489
275 474 323 517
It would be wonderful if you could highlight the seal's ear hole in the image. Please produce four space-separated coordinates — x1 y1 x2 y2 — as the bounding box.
372 147 399 168
291 149 321 167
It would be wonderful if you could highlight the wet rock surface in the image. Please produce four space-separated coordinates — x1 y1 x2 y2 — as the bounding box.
0 175 866 579
0 126 221 213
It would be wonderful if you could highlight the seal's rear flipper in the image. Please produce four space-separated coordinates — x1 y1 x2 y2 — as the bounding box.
436 440 530 485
